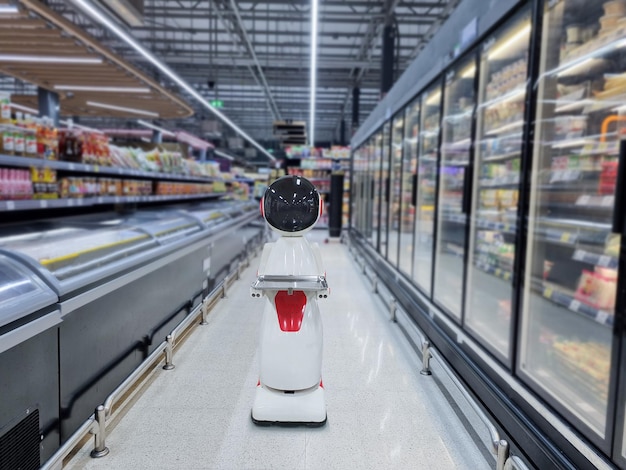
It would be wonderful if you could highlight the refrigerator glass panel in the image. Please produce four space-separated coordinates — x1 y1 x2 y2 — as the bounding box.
0 224 157 282
0 254 55 328
363 139 373 241
400 98 420 277
433 56 476 319
413 84 441 295
465 10 532 361
388 114 405 267
371 133 383 249
520 0 624 439
380 123 392 257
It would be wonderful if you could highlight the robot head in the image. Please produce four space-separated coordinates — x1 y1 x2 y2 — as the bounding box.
261 175 322 236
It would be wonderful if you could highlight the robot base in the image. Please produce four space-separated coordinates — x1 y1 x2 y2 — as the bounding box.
251 384 327 427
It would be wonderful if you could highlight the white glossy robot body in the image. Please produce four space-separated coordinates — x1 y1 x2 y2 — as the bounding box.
251 176 328 426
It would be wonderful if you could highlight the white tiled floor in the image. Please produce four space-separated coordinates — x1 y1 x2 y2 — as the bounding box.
65 230 492 470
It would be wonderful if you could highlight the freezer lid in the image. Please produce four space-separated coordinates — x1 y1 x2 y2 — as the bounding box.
0 254 57 330
0 222 158 295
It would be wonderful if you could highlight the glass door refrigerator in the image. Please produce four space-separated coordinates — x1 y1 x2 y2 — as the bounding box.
370 132 382 250
465 8 532 363
380 123 392 258
520 0 626 453
412 85 441 296
433 55 476 319
388 113 405 268
399 98 420 278
363 138 373 241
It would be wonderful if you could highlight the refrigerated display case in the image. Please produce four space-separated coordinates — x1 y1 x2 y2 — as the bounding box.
520 0 626 447
0 200 264 444
0 253 61 466
433 55 476 319
399 98 420 278
388 114 405 268
412 84 441 295
465 9 532 362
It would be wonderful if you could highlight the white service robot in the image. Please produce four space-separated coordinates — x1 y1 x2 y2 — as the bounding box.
250 175 328 426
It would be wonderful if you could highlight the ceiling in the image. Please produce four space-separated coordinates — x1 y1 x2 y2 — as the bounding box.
3 0 459 150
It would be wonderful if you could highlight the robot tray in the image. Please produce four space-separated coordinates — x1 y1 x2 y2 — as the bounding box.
251 275 329 296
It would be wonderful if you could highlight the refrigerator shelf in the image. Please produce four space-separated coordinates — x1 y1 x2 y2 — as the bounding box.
479 86 527 109
484 119 524 137
572 249 618 270
475 260 513 282
540 283 613 328
482 151 521 163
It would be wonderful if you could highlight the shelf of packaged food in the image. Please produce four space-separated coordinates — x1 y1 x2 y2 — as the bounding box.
484 120 525 137
572 249 618 270
539 282 613 328
480 86 527 109
0 154 223 183
549 135 618 152
535 218 610 247
479 175 520 188
474 218 517 234
481 151 521 163
474 260 513 282
548 35 626 79
538 195 615 211
0 193 227 211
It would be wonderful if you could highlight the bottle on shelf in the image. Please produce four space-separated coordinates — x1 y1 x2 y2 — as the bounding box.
13 112 25 158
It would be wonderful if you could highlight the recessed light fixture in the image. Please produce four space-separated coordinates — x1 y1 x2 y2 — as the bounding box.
68 0 276 162
0 55 102 64
87 101 159 117
137 119 176 137
309 0 319 147
55 85 150 93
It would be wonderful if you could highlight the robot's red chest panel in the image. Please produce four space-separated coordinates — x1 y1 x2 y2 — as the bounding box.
274 290 307 332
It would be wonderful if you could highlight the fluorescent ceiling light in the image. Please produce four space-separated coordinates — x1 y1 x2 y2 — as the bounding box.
309 0 319 147
137 119 176 137
425 90 441 106
0 54 102 64
460 65 475 78
68 0 276 162
55 85 150 93
0 4 19 13
488 23 531 60
10 103 38 114
87 100 159 117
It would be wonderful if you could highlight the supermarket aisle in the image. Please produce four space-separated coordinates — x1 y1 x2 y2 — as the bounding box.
65 231 492 470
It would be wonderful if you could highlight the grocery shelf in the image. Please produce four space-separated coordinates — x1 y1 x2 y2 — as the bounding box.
475 260 512 282
540 283 613 328
482 151 521 163
479 175 520 188
572 249 618 270
0 154 223 183
484 120 524 137
0 193 227 211
479 86 526 109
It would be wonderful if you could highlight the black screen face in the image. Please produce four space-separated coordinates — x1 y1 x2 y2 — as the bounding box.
263 176 319 233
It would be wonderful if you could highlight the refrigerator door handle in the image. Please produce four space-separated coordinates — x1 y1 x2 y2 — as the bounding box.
385 177 390 202
462 167 473 215
411 174 418 206
612 140 626 233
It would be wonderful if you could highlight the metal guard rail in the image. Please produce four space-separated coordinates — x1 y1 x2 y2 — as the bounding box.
41 244 262 470
346 238 529 470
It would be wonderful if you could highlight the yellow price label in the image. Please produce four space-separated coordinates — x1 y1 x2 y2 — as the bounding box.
560 232 570 242
543 287 553 298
